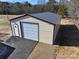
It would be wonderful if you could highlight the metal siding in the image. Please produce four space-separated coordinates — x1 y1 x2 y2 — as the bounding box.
11 22 21 37
53 24 60 43
11 22 15 36
20 17 54 44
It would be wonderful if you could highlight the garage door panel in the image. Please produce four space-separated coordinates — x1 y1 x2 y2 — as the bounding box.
22 24 38 29
23 32 38 37
21 23 38 41
23 27 38 30
23 33 38 40
24 28 38 33
24 30 38 33
25 35 38 40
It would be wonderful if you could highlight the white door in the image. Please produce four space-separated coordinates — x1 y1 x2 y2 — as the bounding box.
21 22 38 41
13 24 19 36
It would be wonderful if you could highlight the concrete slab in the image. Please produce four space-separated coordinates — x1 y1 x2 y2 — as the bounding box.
4 36 37 59
28 43 54 59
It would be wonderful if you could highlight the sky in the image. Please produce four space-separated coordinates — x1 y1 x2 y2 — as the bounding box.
0 0 59 4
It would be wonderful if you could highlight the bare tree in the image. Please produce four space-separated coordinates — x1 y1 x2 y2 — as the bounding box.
68 0 79 29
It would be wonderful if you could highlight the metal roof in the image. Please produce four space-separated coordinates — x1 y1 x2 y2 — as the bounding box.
10 12 61 24
30 12 61 24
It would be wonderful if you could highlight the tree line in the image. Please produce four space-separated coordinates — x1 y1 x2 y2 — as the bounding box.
0 1 32 14
0 1 67 17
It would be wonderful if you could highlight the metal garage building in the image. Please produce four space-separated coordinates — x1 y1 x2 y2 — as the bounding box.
10 12 61 45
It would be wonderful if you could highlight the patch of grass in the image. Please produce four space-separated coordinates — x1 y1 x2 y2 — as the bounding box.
0 22 9 26
0 19 10 26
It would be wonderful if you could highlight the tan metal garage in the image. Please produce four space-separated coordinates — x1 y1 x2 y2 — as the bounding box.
10 12 61 45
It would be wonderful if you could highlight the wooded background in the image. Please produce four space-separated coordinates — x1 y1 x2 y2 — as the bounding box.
0 0 68 17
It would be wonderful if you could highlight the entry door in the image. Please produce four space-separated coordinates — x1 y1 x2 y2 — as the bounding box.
13 24 19 36
21 22 38 41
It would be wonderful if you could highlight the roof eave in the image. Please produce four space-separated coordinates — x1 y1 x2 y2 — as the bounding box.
9 13 57 25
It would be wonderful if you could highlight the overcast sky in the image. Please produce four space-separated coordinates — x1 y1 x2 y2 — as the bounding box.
0 0 59 4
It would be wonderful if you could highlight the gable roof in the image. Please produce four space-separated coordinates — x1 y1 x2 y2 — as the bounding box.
10 12 61 24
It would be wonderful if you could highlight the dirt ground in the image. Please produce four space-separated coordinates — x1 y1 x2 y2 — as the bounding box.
55 46 79 59
28 43 55 59
0 15 22 20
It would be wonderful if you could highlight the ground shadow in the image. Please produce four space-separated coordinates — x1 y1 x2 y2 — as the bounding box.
54 25 79 46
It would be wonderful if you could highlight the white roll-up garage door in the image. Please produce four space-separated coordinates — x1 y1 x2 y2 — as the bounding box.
21 22 39 41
